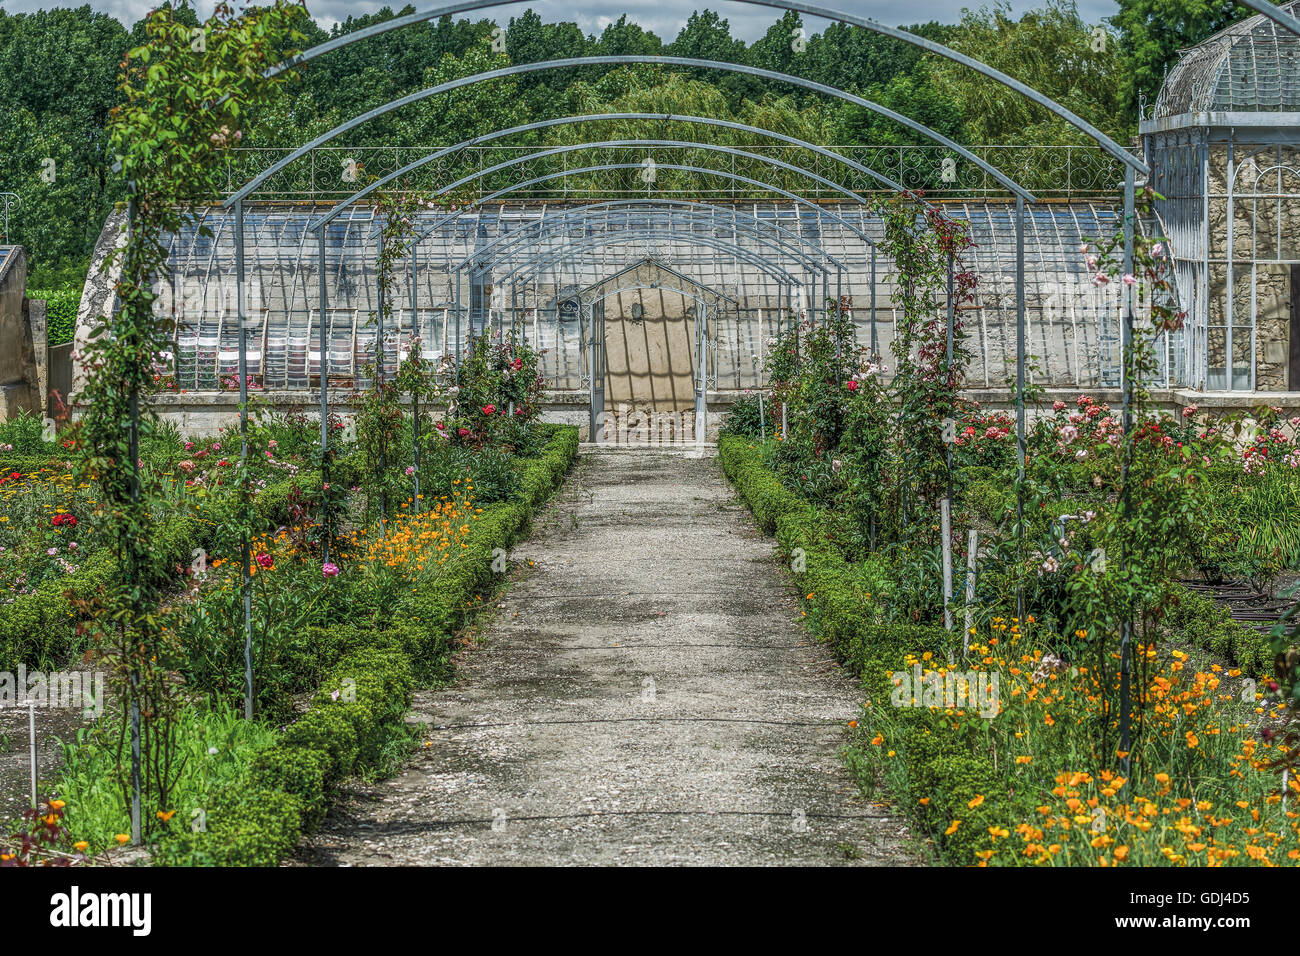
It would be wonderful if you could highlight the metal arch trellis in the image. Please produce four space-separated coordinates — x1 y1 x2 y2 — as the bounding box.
394 162 885 360
227 56 1037 207
226 1 1140 411
347 138 876 215
248 0 1148 177
305 113 916 230
486 231 802 437
316 142 869 384
199 0 1189 732
409 164 881 249
452 205 845 274
384 156 871 332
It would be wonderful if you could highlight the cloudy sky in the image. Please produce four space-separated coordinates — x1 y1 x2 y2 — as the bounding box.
0 1 1123 38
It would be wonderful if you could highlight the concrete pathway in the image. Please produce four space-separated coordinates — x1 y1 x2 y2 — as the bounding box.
293 447 916 866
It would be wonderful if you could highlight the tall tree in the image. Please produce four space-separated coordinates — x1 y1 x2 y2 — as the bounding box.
1111 0 1253 114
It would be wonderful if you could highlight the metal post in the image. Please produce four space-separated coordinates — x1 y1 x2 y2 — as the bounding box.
870 247 878 355
946 247 955 513
376 229 385 383
941 497 953 632
1015 195 1027 619
758 390 766 442
317 225 330 564
964 529 977 655
454 267 462 367
234 199 253 722
1225 139 1235 392
28 699 37 807
376 228 388 535
410 241 421 512
125 183 142 846
1119 163 1137 785
834 269 843 386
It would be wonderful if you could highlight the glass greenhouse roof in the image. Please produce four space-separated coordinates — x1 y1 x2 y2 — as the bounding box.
1156 1 1300 117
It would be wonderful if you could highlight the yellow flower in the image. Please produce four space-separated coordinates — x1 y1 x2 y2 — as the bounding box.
944 820 961 836
114 834 130 845
74 841 89 852
967 794 985 809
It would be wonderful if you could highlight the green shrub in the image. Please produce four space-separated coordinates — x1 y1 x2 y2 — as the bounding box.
149 425 579 865
28 287 80 346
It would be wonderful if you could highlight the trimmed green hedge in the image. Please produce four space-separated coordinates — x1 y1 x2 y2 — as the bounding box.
152 424 579 866
29 287 79 346
721 435 1010 863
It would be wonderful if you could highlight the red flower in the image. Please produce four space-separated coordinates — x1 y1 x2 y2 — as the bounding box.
846 380 858 392
481 404 496 415
457 427 471 438
255 553 274 569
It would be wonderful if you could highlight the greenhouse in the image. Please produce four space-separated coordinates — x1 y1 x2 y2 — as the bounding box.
1144 2 1300 392
77 196 1152 439
69 4 1300 442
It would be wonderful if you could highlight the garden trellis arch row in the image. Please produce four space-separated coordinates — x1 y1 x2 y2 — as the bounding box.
308 112 919 230
452 199 850 272
457 198 858 380
475 228 808 435
333 155 873 436
228 56 1036 206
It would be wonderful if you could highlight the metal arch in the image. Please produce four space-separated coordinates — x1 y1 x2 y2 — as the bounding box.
309 113 915 229
339 138 875 220
453 206 845 274
455 199 850 270
253 0 1142 178
474 218 828 281
492 230 809 288
227 56 1035 206
409 163 879 252
1237 0 1300 37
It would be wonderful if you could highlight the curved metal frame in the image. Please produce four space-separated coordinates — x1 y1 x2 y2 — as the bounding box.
1237 0 1300 37
254 0 1146 176
486 231 808 439
492 230 810 287
404 158 871 326
228 56 1035 206
409 162 878 249
454 206 844 274
311 113 917 230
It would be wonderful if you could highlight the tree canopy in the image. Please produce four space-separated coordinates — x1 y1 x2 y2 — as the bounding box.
0 1 1254 286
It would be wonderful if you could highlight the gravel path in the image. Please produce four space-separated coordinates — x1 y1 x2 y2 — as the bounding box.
293 446 917 866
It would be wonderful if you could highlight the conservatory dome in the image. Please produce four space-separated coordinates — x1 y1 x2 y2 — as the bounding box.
1154 1 1300 117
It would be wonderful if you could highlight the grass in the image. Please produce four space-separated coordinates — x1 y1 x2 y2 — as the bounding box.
51 701 278 854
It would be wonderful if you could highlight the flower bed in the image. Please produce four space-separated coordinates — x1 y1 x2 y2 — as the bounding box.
42 424 578 864
721 435 1298 866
